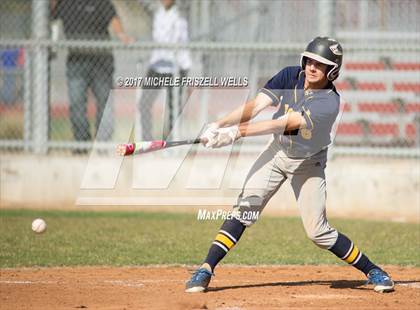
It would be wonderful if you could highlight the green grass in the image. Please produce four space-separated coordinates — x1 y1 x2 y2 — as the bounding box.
0 209 419 268
50 118 73 140
0 113 23 139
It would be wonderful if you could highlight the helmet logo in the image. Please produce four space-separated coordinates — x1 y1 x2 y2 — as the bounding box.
330 44 342 56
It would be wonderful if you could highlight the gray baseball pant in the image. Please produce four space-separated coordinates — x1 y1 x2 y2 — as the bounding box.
233 139 338 249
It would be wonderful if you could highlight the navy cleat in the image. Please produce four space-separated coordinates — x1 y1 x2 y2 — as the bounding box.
366 268 395 293
185 268 213 293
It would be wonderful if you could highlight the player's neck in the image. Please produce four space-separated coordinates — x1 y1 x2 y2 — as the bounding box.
304 78 329 90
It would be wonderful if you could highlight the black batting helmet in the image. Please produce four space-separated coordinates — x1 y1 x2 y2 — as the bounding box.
300 36 343 81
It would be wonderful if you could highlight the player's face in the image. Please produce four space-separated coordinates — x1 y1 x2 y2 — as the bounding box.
305 58 328 85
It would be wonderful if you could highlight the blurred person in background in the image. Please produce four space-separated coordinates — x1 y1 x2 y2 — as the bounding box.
51 0 132 151
139 0 191 140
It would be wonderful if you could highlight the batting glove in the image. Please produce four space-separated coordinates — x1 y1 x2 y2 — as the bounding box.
209 125 240 148
200 123 219 147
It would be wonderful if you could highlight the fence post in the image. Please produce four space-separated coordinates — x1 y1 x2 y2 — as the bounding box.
359 0 369 31
318 0 334 37
200 1 210 126
23 49 32 152
31 0 49 154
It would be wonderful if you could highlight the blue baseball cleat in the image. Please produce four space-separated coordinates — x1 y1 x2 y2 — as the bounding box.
366 268 395 293
185 268 213 293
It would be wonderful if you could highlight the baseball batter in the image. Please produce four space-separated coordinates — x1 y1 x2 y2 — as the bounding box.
185 37 394 293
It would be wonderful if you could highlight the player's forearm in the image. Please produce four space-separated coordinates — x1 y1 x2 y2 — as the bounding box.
238 118 289 137
215 93 273 128
238 111 304 138
216 99 258 127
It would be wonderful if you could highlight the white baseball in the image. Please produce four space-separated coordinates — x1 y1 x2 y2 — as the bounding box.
31 218 47 233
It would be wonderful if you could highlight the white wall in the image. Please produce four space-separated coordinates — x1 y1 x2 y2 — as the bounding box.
1 154 418 223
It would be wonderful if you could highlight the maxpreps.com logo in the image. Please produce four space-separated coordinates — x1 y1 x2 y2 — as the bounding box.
197 209 260 221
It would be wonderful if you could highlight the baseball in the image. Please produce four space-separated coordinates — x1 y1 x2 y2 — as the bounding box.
31 218 47 234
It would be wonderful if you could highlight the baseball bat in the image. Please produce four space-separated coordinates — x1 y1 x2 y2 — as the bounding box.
117 138 203 156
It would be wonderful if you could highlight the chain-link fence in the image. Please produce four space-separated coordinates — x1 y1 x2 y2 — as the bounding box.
0 0 419 157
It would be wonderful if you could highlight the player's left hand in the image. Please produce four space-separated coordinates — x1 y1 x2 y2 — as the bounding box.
207 126 240 148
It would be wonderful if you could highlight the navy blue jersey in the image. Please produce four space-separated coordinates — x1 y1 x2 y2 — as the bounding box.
260 66 340 158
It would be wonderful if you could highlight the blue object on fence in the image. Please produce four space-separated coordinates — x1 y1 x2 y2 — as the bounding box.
1 48 20 104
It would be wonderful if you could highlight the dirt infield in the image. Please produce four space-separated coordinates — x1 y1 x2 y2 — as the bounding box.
1 265 419 309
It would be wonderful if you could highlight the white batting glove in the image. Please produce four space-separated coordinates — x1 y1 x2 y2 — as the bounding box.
209 125 240 148
200 123 219 147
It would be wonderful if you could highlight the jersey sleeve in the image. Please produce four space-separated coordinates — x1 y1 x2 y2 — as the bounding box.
259 67 294 106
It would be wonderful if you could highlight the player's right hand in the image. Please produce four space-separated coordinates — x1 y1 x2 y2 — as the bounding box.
200 123 219 147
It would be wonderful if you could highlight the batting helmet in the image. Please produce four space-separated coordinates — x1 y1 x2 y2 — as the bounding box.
300 36 343 81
